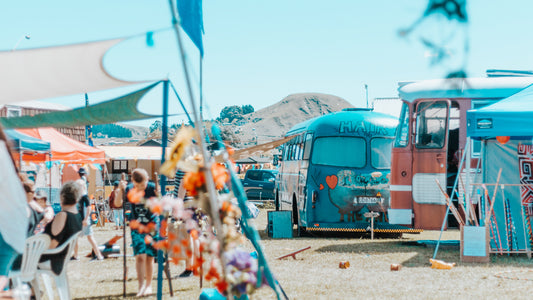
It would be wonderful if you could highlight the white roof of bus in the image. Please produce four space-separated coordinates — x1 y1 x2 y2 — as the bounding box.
398 77 533 103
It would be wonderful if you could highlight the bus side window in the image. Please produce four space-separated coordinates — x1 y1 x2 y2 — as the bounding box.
303 133 313 160
289 144 295 161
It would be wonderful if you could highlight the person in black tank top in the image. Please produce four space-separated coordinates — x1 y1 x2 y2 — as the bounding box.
40 181 82 275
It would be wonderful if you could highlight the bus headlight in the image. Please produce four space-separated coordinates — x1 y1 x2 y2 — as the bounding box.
312 191 318 203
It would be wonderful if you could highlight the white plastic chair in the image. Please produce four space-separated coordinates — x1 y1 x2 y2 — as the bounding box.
37 232 80 300
8 234 51 300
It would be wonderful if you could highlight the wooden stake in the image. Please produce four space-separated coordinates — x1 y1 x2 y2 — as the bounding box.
435 179 464 226
484 168 502 224
459 175 478 226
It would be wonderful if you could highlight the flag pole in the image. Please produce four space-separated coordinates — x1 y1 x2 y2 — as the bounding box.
85 93 89 143
156 79 169 300
167 0 231 297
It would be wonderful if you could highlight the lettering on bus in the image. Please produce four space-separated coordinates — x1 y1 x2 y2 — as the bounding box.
353 196 384 204
339 121 389 137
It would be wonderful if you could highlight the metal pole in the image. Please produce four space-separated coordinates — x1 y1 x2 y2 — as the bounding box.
465 137 471 225
371 216 374 240
122 172 127 298
365 84 369 108
433 138 469 259
168 81 194 126
156 80 169 300
199 56 203 120
85 93 89 144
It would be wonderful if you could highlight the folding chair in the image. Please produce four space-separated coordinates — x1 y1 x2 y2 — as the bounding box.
8 234 51 300
37 232 80 300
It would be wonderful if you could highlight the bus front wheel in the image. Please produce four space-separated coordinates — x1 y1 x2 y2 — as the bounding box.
292 196 307 236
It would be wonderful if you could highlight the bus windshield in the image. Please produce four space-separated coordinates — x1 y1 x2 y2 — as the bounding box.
311 137 366 168
371 137 394 169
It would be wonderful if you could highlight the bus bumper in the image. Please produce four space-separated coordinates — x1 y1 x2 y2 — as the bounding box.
306 222 423 234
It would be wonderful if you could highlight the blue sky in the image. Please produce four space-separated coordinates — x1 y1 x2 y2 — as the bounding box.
2 0 533 127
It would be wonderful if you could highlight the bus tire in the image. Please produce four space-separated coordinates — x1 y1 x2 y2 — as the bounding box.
292 196 307 236
296 209 307 237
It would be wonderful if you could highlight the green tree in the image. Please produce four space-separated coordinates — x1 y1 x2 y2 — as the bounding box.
149 120 162 133
92 124 132 138
242 104 254 114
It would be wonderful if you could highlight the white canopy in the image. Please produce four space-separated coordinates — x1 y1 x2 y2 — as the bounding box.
98 146 170 160
0 38 142 104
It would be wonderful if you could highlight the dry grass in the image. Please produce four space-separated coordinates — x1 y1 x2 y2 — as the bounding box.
61 209 533 299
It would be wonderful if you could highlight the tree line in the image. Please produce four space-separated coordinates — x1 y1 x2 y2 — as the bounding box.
92 124 133 138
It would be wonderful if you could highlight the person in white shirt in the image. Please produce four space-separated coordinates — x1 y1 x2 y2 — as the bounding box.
72 167 104 261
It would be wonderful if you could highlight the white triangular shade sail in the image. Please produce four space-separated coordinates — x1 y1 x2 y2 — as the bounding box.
0 38 142 104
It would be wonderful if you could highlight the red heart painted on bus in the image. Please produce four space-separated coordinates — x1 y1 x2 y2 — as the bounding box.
325 175 338 189
319 184 324 190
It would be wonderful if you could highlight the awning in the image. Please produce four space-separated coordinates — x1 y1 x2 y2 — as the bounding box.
0 82 161 129
231 136 294 160
235 157 272 164
0 38 144 105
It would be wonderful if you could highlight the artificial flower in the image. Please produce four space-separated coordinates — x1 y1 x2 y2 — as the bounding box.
211 163 229 189
127 187 145 204
160 126 196 177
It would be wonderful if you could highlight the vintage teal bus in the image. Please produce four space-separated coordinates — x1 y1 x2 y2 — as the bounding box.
275 108 421 236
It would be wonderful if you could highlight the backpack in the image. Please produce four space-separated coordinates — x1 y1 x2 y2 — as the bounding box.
113 189 123 208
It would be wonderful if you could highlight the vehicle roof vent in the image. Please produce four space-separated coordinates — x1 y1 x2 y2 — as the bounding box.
486 69 533 77
342 108 373 112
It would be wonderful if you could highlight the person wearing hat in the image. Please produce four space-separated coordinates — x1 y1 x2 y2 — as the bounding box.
72 167 104 261
33 190 55 234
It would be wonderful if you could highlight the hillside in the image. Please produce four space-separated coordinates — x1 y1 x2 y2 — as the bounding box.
93 93 354 147
228 93 355 147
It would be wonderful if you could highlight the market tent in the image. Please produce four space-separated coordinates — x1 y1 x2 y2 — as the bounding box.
98 146 170 160
4 129 51 163
465 84 533 253
467 83 533 138
4 129 50 152
98 146 171 183
17 128 105 164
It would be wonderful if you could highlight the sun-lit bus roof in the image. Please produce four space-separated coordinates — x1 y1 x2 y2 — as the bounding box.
286 109 398 137
398 77 533 103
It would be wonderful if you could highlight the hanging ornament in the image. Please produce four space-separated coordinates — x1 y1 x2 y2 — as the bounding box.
399 0 469 79
496 136 510 144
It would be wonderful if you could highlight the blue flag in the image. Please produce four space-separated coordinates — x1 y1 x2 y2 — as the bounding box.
177 0 204 57
86 125 94 147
